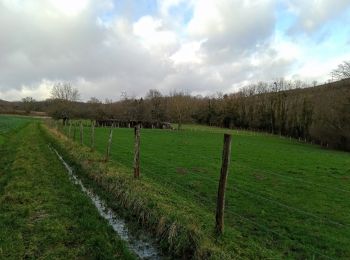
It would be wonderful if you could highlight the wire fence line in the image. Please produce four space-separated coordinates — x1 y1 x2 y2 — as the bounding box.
89 125 350 195
54 121 348 258
123 146 342 197
61 124 350 228
62 124 349 234
142 139 350 195
138 165 336 259
128 164 330 258
84 138 347 251
61 124 350 227
112 147 350 231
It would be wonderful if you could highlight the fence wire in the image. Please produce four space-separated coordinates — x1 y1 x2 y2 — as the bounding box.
54 122 348 259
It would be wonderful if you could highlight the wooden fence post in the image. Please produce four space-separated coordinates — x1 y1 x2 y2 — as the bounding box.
72 123 75 140
68 121 72 139
80 121 83 145
105 125 113 162
133 124 141 178
216 133 232 235
91 121 95 150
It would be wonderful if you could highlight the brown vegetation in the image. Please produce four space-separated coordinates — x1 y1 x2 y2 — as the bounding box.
1 78 349 151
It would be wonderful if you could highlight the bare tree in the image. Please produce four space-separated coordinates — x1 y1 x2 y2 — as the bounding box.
49 82 80 124
50 82 80 101
21 96 35 114
120 91 128 101
168 91 192 130
146 89 165 124
331 61 350 80
87 97 101 104
86 97 103 119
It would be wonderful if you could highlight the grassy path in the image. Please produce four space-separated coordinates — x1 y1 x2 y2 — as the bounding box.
0 122 134 259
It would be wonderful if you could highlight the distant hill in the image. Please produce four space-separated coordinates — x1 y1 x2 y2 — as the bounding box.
0 99 13 111
0 99 10 105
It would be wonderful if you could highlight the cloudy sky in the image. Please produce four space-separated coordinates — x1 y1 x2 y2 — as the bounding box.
1 0 350 101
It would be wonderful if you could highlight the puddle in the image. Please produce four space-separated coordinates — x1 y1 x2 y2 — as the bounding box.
49 145 162 260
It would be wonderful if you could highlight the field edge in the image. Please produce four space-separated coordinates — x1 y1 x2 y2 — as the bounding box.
40 123 230 259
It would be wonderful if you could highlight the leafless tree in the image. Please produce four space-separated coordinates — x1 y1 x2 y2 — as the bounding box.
168 90 192 130
49 82 80 124
21 96 35 114
146 89 165 124
331 61 350 80
50 82 80 101
87 97 101 104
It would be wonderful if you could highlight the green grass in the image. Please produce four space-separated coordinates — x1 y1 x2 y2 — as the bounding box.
0 114 34 145
62 122 350 258
0 120 135 259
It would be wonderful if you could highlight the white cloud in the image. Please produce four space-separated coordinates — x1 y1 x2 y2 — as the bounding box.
292 53 350 82
272 34 301 62
170 40 204 64
287 0 350 32
49 0 89 16
0 79 52 101
0 0 349 101
133 16 178 53
158 0 187 16
187 0 224 37
185 0 276 65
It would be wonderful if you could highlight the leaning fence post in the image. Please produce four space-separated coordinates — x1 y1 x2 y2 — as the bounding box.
216 133 232 235
105 125 113 162
80 121 83 145
91 121 95 150
133 124 141 178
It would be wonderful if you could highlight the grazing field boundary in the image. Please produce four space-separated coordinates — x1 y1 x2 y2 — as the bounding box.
45 119 350 259
41 124 226 259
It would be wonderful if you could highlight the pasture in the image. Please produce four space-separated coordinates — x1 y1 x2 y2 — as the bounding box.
62 122 350 258
0 115 33 145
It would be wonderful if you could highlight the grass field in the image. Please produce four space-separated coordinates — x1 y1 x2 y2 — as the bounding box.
0 115 34 145
0 117 134 259
61 122 350 258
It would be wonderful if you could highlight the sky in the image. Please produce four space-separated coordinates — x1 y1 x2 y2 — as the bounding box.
0 0 350 101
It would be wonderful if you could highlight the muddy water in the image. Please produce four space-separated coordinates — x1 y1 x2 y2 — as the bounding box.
49 145 162 259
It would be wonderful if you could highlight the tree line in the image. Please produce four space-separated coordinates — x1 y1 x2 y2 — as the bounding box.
40 78 349 151
1 61 349 151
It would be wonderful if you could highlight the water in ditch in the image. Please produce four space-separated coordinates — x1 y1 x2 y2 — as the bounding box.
49 145 162 260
